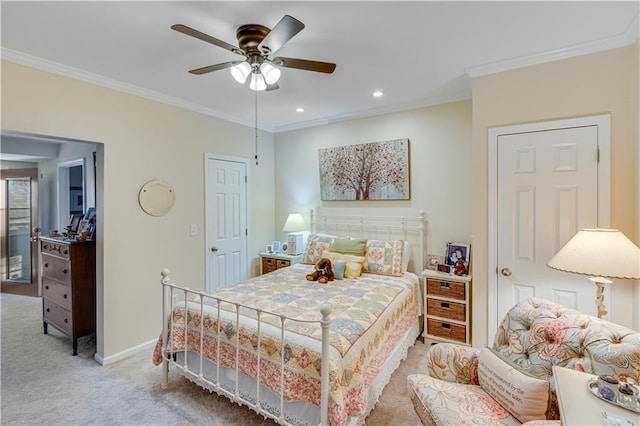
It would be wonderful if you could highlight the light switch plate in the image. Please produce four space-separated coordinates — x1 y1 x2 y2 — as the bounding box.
190 224 197 236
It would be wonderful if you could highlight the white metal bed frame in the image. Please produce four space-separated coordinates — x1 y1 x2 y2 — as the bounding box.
160 210 426 426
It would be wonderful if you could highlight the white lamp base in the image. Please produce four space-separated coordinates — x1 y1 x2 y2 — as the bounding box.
588 276 612 319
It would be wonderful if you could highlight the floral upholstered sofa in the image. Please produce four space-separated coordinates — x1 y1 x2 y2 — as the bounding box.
407 297 640 425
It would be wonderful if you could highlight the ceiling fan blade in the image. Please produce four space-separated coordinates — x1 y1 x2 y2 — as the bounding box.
258 15 304 55
273 57 336 74
188 61 243 75
172 24 243 55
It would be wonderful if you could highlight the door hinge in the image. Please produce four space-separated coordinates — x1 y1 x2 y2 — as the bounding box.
597 147 600 163
245 228 248 236
245 175 247 183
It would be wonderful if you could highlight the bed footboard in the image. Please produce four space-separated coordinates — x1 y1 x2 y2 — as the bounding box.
159 269 331 426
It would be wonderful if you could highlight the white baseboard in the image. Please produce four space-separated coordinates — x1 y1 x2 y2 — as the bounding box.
94 338 157 366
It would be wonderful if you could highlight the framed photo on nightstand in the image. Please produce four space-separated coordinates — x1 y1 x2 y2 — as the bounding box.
272 241 281 253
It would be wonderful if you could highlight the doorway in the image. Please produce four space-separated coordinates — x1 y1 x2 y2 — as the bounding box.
487 115 611 344
1 168 40 297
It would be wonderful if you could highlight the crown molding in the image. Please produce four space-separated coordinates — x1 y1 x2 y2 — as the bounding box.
1 47 276 133
467 11 640 78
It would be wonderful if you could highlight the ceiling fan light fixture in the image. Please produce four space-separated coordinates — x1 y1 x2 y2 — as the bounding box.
260 62 281 85
230 62 251 84
249 72 267 91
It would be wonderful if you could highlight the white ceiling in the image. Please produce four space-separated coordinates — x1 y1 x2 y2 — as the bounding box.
1 1 638 134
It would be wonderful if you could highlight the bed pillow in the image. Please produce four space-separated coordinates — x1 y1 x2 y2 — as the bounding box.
331 238 367 256
301 234 336 265
321 251 365 278
363 239 405 276
477 348 550 423
332 260 347 280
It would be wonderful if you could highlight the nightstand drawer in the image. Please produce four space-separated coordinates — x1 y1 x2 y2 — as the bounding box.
427 319 466 343
276 259 291 268
42 254 72 284
262 258 277 274
427 298 465 321
426 279 465 301
42 277 72 310
43 298 72 336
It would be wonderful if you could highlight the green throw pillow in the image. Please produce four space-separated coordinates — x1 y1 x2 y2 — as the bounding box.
331 238 367 256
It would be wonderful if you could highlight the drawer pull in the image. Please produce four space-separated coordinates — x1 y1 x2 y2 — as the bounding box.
442 323 451 329
64 294 68 299
43 244 49 250
440 282 450 288
44 263 49 268
441 302 450 308
46 308 50 313
63 269 68 274
64 318 68 323
45 285 49 290
63 250 68 255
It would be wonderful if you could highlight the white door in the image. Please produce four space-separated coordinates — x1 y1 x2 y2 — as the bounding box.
488 115 611 343
205 155 248 291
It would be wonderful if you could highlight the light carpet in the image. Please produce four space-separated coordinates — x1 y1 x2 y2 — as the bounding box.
1 293 426 425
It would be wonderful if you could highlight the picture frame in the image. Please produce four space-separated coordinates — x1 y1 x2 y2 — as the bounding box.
266 244 273 254
426 254 445 271
272 241 281 253
78 219 91 235
68 214 83 233
85 207 96 224
445 242 470 267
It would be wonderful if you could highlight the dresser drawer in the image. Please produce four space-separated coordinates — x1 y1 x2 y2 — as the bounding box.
42 254 71 284
427 319 466 343
42 277 72 311
426 279 466 301
276 259 291 268
41 240 70 259
426 298 466 321
262 258 277 274
43 298 72 336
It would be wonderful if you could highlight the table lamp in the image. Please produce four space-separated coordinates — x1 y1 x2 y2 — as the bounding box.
283 213 307 255
547 228 640 318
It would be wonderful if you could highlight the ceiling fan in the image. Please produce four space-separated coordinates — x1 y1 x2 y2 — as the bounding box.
171 15 336 91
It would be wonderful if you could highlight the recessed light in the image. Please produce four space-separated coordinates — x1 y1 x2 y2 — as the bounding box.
296 107 305 112
373 91 383 97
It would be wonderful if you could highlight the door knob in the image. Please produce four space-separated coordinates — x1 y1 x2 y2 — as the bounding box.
501 268 512 277
211 246 218 252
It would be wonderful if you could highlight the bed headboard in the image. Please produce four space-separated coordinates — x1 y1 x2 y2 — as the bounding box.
309 209 426 274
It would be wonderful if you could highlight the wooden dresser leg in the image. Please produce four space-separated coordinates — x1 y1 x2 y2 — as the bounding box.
43 322 48 334
73 338 78 356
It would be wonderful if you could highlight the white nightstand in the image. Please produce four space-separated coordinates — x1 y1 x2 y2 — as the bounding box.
259 252 302 275
421 269 472 346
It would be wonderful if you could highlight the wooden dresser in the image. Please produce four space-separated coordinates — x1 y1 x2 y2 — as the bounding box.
422 269 472 346
40 237 96 355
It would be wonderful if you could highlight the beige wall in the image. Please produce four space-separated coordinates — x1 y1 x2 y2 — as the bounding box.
1 61 276 361
274 101 473 262
472 44 639 345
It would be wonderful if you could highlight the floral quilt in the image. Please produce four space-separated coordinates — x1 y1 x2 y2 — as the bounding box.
153 264 419 425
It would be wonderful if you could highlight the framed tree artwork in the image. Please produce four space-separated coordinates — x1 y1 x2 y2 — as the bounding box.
318 138 410 200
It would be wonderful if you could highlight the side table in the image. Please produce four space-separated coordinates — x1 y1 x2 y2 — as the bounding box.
553 365 640 425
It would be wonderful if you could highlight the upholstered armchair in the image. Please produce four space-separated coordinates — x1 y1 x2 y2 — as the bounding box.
407 297 640 425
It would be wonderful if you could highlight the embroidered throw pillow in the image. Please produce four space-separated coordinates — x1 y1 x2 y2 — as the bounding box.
363 239 404 276
321 251 365 278
478 348 549 423
301 234 335 265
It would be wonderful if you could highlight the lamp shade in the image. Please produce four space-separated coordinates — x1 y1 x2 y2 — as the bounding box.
249 72 266 91
230 62 251 84
260 62 281 85
282 213 306 232
547 228 640 279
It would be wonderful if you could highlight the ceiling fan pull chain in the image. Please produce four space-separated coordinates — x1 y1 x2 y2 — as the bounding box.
255 88 259 166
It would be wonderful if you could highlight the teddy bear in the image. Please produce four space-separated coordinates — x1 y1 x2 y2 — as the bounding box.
306 258 335 284
453 259 469 276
